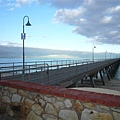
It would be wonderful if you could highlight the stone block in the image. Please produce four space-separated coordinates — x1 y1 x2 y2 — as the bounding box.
38 98 45 107
73 100 84 113
44 96 55 103
6 106 14 117
81 109 113 120
42 114 57 120
18 89 27 97
54 102 64 109
24 98 35 108
113 111 120 120
27 111 42 120
99 113 113 120
2 96 10 103
64 99 72 108
4 86 8 90
45 103 57 116
9 87 17 93
100 105 110 111
11 94 21 102
83 102 96 109
59 110 79 120
32 103 43 115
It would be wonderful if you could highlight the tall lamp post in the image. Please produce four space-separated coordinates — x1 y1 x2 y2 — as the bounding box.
92 46 96 62
21 15 31 80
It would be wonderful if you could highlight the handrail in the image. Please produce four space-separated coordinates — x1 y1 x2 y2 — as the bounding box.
0 59 103 68
0 59 119 85
0 60 93 73
0 60 93 80
0 59 116 74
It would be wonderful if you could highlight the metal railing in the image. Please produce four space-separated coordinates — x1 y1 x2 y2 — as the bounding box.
0 59 119 86
0 59 89 69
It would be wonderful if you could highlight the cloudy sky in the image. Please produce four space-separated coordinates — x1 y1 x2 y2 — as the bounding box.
0 0 120 54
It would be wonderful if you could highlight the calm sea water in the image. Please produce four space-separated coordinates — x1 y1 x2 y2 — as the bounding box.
0 57 53 63
0 57 82 63
114 66 120 80
0 57 120 80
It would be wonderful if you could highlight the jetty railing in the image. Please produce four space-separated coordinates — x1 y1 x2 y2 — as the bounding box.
0 59 94 80
0 59 119 86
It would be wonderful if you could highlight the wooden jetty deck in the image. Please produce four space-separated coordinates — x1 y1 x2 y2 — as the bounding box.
0 59 120 87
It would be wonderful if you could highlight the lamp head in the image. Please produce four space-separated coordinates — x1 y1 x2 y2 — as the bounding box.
26 20 31 26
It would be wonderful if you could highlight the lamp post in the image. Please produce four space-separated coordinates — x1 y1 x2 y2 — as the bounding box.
21 15 31 80
105 51 107 60
92 46 96 62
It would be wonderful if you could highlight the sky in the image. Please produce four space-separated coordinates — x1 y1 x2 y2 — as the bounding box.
0 0 120 55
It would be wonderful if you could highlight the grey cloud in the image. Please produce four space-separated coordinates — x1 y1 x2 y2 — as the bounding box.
38 0 83 8
54 0 120 45
0 40 21 46
7 41 22 46
13 0 120 44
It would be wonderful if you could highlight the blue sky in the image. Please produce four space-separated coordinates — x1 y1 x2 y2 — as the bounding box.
0 0 120 55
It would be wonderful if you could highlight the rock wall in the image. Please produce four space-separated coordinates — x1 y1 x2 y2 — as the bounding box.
0 80 120 120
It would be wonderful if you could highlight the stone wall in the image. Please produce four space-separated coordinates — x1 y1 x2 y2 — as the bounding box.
0 80 120 120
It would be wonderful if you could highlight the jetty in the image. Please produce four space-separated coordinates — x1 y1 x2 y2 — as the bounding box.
0 59 120 88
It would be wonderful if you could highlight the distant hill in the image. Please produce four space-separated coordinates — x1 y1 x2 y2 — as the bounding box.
0 45 104 59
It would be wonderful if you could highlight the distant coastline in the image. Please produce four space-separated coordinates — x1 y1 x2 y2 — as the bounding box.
0 45 115 60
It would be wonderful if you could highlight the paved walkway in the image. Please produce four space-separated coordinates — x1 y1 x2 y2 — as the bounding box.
73 78 120 96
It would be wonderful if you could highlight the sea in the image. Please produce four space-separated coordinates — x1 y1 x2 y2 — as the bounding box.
0 57 120 80
0 57 56 63
0 57 82 63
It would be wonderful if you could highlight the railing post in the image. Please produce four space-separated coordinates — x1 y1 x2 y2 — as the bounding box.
76 63 78 75
57 61 58 67
46 63 49 85
57 65 59 85
50 61 52 70
0 72 1 80
28 65 30 81
13 63 14 76
61 60 63 66
36 62 37 72
66 60 67 66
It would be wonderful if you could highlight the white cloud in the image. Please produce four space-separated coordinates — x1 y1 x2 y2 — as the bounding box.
109 31 118 35
54 7 86 25
15 0 34 7
0 0 36 10
8 7 14 11
107 5 120 13
101 16 112 24
42 54 79 59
